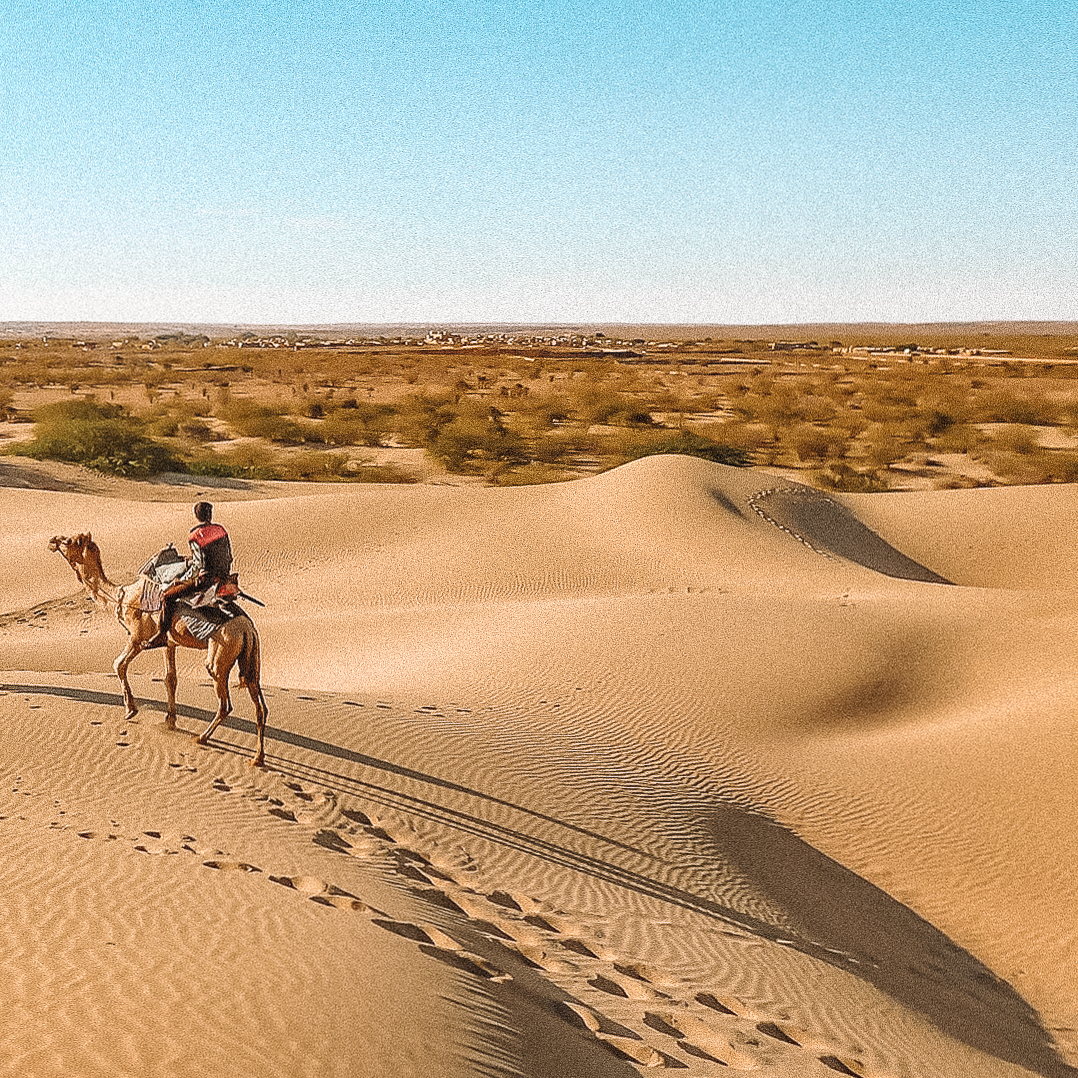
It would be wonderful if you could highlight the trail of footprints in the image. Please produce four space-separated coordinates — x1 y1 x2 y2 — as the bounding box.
746 487 836 560
43 744 875 1077
191 773 880 1076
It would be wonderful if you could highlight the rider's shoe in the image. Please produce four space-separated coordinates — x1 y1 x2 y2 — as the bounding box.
143 630 168 650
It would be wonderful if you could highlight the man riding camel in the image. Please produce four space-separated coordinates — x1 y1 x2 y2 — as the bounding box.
145 501 234 649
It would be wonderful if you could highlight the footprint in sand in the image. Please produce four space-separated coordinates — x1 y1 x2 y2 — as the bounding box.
695 991 756 1019
818 1057 869 1077
203 860 262 873
417 944 513 983
657 1013 759 1070
614 962 685 991
588 972 666 1002
597 1036 673 1069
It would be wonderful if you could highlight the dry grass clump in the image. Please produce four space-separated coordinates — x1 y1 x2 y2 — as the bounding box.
970 389 1059 425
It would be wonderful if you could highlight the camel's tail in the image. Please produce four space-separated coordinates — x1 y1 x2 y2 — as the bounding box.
238 622 261 688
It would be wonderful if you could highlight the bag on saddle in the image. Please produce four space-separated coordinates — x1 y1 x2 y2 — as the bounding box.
139 544 189 587
216 572 241 599
186 573 242 610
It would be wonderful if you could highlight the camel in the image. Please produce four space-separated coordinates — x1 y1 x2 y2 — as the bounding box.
48 533 268 767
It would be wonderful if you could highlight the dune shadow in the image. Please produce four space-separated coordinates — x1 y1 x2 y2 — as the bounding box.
710 803 1074 1078
753 488 952 583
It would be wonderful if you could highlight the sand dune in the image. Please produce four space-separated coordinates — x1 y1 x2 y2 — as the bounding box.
3 454 1078 1077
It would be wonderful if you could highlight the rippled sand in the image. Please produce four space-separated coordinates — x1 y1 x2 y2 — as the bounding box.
2 455 1077 1077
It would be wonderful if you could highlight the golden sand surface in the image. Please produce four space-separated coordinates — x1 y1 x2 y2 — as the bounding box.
2 454 1077 1077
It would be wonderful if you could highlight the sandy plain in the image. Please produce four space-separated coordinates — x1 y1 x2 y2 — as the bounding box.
2 452 1077 1078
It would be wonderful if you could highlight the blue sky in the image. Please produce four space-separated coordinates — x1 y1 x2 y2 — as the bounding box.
1 0 1075 324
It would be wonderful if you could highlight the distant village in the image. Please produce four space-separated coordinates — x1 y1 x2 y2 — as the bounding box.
27 329 1046 363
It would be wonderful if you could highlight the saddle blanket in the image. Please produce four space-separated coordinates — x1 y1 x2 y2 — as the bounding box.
174 600 245 642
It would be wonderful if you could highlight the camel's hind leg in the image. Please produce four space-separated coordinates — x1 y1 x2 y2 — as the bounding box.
245 679 268 768
196 637 233 749
164 643 179 730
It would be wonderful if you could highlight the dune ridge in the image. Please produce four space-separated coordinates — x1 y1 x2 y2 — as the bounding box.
2 454 1077 1077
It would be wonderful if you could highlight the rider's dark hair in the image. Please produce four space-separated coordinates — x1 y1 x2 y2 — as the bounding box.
194 501 213 523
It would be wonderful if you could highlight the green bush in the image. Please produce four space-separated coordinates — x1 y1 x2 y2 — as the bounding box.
615 430 752 467
15 399 182 477
428 415 527 473
219 399 318 444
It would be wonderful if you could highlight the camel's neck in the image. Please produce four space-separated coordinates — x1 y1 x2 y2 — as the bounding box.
71 547 116 607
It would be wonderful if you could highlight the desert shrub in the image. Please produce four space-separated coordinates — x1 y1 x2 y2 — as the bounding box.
861 429 909 470
782 423 847 464
321 402 395 447
394 390 459 447
694 420 773 453
522 428 587 464
987 424 1040 455
730 388 802 426
790 393 837 424
860 397 916 424
343 460 419 483
15 399 181 477
274 450 353 481
1043 452 1078 483
815 463 890 492
614 430 752 466
971 389 1058 425
513 394 574 432
931 423 983 454
176 417 219 442
428 415 527 473
572 383 629 427
219 400 317 444
936 475 996 489
981 448 1053 484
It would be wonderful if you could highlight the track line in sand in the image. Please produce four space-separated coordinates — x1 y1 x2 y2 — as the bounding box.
746 485 952 584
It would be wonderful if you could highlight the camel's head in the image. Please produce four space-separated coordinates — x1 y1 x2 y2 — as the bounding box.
48 533 102 587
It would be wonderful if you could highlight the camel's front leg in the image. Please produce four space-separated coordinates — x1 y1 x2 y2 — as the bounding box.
113 640 142 720
164 643 179 730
